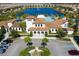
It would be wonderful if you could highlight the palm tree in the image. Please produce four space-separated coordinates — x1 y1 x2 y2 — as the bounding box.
41 38 48 48
24 37 33 47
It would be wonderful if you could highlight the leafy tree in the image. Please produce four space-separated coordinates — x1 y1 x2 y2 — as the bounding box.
24 37 32 47
0 29 5 41
72 20 79 35
49 29 51 34
57 28 67 38
68 19 74 27
41 38 48 47
29 31 33 37
1 26 6 34
19 21 26 31
10 30 19 38
42 38 48 43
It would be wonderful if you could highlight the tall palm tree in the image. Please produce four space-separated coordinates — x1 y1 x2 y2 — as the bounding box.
41 38 48 48
24 37 33 47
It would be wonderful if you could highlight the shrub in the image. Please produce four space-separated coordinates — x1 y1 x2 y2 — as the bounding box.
19 46 35 56
62 38 70 41
29 31 33 37
40 47 51 56
57 28 67 38
10 30 20 38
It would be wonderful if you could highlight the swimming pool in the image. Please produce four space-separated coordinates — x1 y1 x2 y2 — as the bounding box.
16 8 64 17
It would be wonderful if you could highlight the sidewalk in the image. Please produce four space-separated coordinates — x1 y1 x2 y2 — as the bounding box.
69 37 79 51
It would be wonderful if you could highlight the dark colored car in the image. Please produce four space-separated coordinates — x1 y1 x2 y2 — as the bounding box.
73 36 79 41
1 42 11 49
68 50 79 55
73 36 79 44
3 39 13 43
0 46 6 54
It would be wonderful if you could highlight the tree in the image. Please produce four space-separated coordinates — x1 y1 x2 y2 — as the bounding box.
24 37 32 47
0 29 5 41
57 28 67 38
72 19 79 35
49 29 51 34
1 26 6 34
29 31 33 37
10 30 20 38
41 38 48 47
19 21 26 31
68 19 74 27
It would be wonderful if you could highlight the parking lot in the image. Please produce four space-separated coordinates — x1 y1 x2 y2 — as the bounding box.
0 37 77 56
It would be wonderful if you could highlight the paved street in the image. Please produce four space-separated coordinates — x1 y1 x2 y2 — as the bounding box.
0 37 77 56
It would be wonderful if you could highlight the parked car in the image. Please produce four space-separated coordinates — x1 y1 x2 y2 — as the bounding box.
3 39 13 43
1 42 11 48
68 50 79 55
0 46 6 54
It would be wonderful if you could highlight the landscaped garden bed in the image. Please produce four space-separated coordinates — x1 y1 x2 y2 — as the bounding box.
19 46 35 56
19 46 51 56
39 47 51 56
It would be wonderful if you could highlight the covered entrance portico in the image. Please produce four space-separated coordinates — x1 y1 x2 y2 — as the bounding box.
32 31 46 38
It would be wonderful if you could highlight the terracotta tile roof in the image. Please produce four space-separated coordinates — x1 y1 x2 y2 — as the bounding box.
45 19 67 28
45 22 53 28
33 18 46 24
0 20 15 28
51 19 68 28
26 15 36 19
29 27 48 31
12 21 21 27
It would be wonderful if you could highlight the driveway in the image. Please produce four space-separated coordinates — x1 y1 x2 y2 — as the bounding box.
32 39 76 56
0 37 77 56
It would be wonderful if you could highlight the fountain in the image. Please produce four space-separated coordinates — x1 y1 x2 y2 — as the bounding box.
29 47 42 56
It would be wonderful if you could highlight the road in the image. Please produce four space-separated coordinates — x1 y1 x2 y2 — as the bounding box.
0 37 77 56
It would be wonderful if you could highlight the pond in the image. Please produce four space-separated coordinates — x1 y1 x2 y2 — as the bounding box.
16 8 64 17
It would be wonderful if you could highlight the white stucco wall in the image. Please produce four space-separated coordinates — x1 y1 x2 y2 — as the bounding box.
16 27 22 31
12 27 22 31
50 28 57 33
42 24 45 27
25 19 34 32
32 31 47 34
61 22 68 28
67 31 73 35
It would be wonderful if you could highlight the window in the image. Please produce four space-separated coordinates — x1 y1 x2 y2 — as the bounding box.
33 19 35 21
56 29 57 31
38 24 40 27
52 29 54 31
38 31 40 34
41 24 42 27
19 28 20 30
34 31 36 33
16 28 17 30
35 24 37 27
45 31 47 33
41 31 44 34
